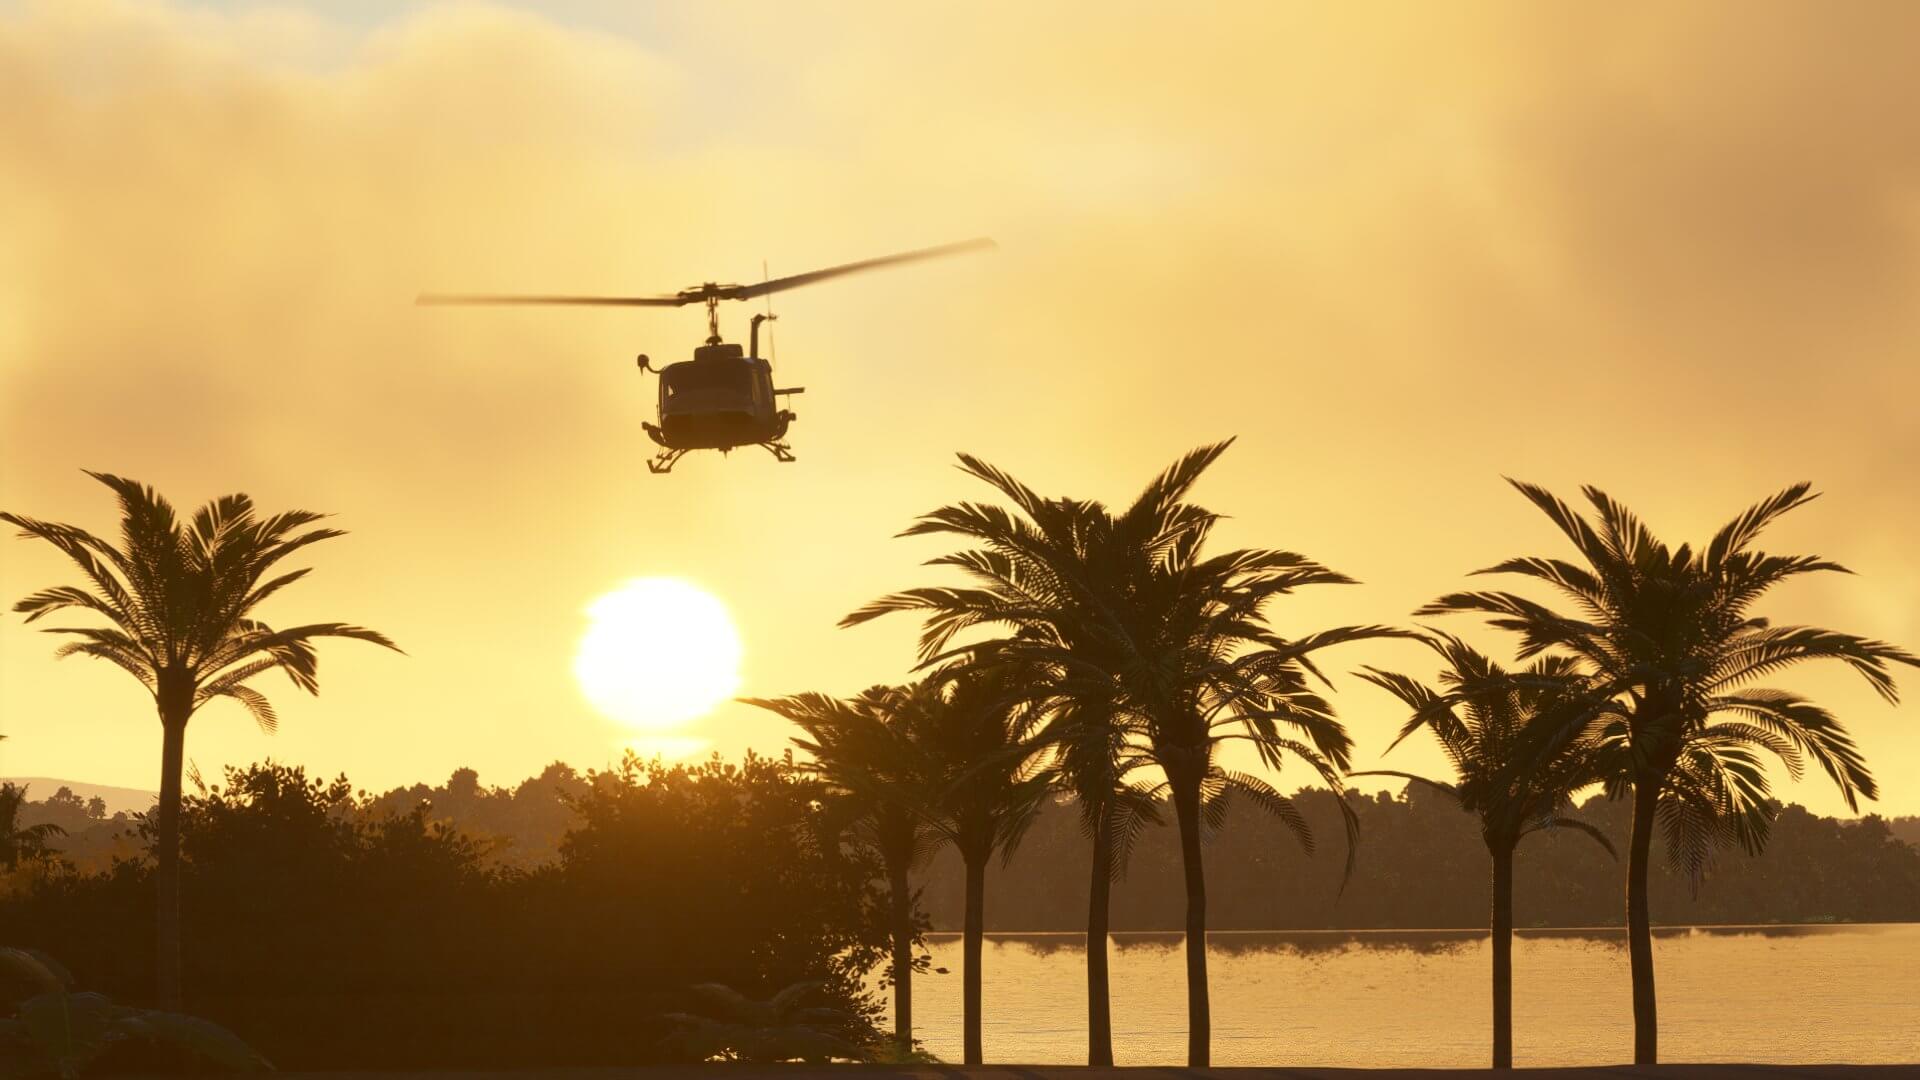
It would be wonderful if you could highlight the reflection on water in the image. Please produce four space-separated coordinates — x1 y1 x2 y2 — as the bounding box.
908 924 1920 1067
980 922 1874 960
1006 929 1486 957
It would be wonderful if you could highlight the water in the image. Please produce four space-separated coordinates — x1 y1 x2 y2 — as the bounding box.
908 924 1920 1067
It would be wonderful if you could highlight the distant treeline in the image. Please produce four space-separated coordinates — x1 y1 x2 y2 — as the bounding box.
919 788 1920 931
17 764 1917 933
1894 817 1920 848
9 764 590 875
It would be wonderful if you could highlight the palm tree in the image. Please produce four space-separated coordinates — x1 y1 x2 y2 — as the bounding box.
901 664 1052 1065
746 686 939 1056
1419 481 1918 1064
0 782 66 871
1039 699 1159 1066
844 442 1402 1066
1353 633 1614 1068
2 473 399 1009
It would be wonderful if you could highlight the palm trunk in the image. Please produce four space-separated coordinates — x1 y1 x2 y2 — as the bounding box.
154 710 188 1011
1489 839 1515 1069
886 854 913 1052
1087 814 1114 1067
1171 779 1209 1067
1627 777 1660 1065
962 851 987 1065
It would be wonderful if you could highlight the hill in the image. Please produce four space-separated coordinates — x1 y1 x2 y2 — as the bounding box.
0 777 153 816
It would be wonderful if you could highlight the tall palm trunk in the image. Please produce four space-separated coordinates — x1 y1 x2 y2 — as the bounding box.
1086 814 1114 1067
1170 778 1209 1067
1627 776 1660 1064
886 854 913 1051
154 705 188 1011
1489 838 1515 1069
962 851 987 1064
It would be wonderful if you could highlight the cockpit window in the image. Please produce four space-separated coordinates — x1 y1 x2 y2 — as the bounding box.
664 363 747 397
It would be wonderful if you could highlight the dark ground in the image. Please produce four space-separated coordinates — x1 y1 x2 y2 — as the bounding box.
237 1065 1919 1079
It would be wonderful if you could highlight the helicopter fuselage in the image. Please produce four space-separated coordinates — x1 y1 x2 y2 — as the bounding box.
645 342 794 452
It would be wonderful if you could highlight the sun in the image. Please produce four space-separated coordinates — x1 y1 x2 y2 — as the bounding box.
573 578 743 735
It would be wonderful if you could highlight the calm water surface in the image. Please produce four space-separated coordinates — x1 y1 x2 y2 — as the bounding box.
910 924 1920 1067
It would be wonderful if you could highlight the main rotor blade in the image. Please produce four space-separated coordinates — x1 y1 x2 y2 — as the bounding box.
415 293 689 307
724 237 997 301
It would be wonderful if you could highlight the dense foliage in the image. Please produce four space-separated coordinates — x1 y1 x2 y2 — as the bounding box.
14 774 1915 936
2 763 1915 1072
0 756 889 1070
18 764 1920 933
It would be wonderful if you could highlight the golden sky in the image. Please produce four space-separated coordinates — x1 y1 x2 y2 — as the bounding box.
3 1 1917 818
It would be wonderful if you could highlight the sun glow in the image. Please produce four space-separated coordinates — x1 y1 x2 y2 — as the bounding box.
573 578 742 735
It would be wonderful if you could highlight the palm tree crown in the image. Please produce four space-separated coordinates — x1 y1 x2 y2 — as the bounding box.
1356 634 1610 852
1421 481 1914 871
845 442 1393 872
904 665 1052 870
4 472 398 727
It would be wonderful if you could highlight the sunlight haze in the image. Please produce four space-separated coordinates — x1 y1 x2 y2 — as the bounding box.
2 0 1917 819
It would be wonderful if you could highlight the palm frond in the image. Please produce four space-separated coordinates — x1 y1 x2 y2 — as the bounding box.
1521 815 1617 859
1347 769 1460 804
1704 483 1817 570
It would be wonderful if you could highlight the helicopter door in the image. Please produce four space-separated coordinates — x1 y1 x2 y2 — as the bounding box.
745 357 775 419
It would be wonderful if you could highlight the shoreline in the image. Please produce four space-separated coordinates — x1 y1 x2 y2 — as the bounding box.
919 922 1916 936
211 1066 1920 1079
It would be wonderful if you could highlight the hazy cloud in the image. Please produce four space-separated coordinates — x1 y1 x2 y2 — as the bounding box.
3 1 1915 815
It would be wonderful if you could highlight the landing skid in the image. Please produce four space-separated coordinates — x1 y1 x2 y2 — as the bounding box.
647 448 689 474
647 442 796 474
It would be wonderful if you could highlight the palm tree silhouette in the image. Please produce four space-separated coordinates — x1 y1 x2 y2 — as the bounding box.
844 442 1402 1066
1039 698 1159 1065
0 782 66 871
1 473 399 1009
1419 481 1918 1064
1353 633 1615 1068
746 687 940 1056
899 665 1051 1065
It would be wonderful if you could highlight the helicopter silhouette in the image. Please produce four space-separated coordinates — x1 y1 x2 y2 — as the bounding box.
418 238 995 473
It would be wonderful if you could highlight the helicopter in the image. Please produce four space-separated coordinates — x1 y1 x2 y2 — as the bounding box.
418 238 996 473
